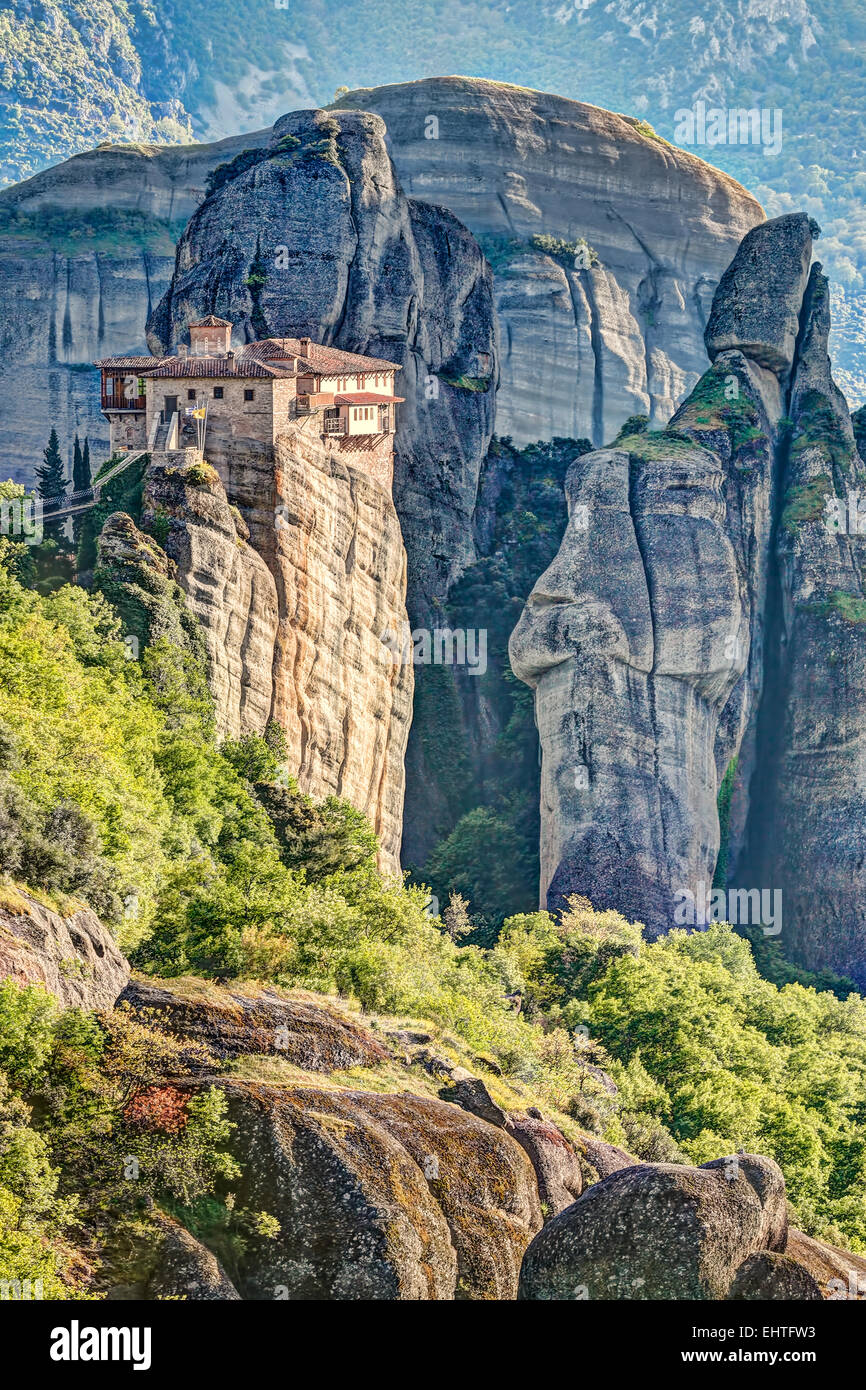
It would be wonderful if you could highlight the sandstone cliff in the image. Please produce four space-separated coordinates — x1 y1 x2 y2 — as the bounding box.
339 76 764 446
510 214 866 987
120 437 413 879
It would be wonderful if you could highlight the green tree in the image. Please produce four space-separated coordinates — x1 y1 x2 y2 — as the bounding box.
71 436 92 545
35 428 67 544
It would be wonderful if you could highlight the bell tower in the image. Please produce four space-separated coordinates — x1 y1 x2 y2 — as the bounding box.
189 316 233 356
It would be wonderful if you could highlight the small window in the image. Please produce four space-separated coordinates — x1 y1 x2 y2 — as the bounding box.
187 389 196 401
213 386 224 400
244 389 255 402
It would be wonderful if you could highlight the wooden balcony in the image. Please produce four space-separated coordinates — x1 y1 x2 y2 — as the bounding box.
101 393 146 412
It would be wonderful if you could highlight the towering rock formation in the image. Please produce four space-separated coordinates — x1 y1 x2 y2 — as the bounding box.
736 265 866 986
142 107 499 869
338 77 764 446
146 107 496 624
96 441 413 879
511 212 866 987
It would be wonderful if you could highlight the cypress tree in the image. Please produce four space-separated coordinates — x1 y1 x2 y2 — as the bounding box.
72 435 82 487
36 428 67 542
72 435 92 543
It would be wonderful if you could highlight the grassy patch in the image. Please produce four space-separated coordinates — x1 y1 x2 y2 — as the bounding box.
813 589 866 624
618 429 704 462
781 475 833 535
439 374 492 392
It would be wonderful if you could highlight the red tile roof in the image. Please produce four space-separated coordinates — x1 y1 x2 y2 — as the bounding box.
334 393 404 405
141 356 294 379
96 335 401 382
191 315 233 327
95 356 163 370
245 337 401 373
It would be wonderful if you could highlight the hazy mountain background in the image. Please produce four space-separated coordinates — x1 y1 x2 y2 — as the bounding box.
1 0 864 398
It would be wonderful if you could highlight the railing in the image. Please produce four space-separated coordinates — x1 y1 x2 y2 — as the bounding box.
324 416 345 434
101 393 146 411
296 396 311 415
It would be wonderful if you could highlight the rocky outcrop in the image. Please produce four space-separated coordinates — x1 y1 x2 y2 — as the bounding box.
704 214 816 379
146 106 496 626
510 211 866 981
130 442 411 877
339 77 763 446
518 1153 787 1301
575 1133 638 1181
146 1214 241 1302
195 1079 541 1300
0 887 129 1009
121 978 391 1070
785 1228 866 1300
443 1069 507 1128
509 336 780 923
734 260 866 987
505 1112 585 1218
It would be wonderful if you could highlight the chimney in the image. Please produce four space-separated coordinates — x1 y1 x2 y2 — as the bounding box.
300 336 312 356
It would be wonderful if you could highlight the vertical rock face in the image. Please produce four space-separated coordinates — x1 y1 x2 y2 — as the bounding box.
146 107 497 624
141 452 280 739
267 432 414 876
133 438 412 879
737 264 866 987
510 214 866 987
509 335 781 928
339 76 764 446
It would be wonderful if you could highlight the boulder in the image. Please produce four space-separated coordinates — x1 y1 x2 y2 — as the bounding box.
575 1133 638 1180
202 1080 541 1300
443 1070 507 1128
785 1228 866 1300
0 888 129 1011
505 1113 584 1217
518 1153 787 1300
727 1251 822 1301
